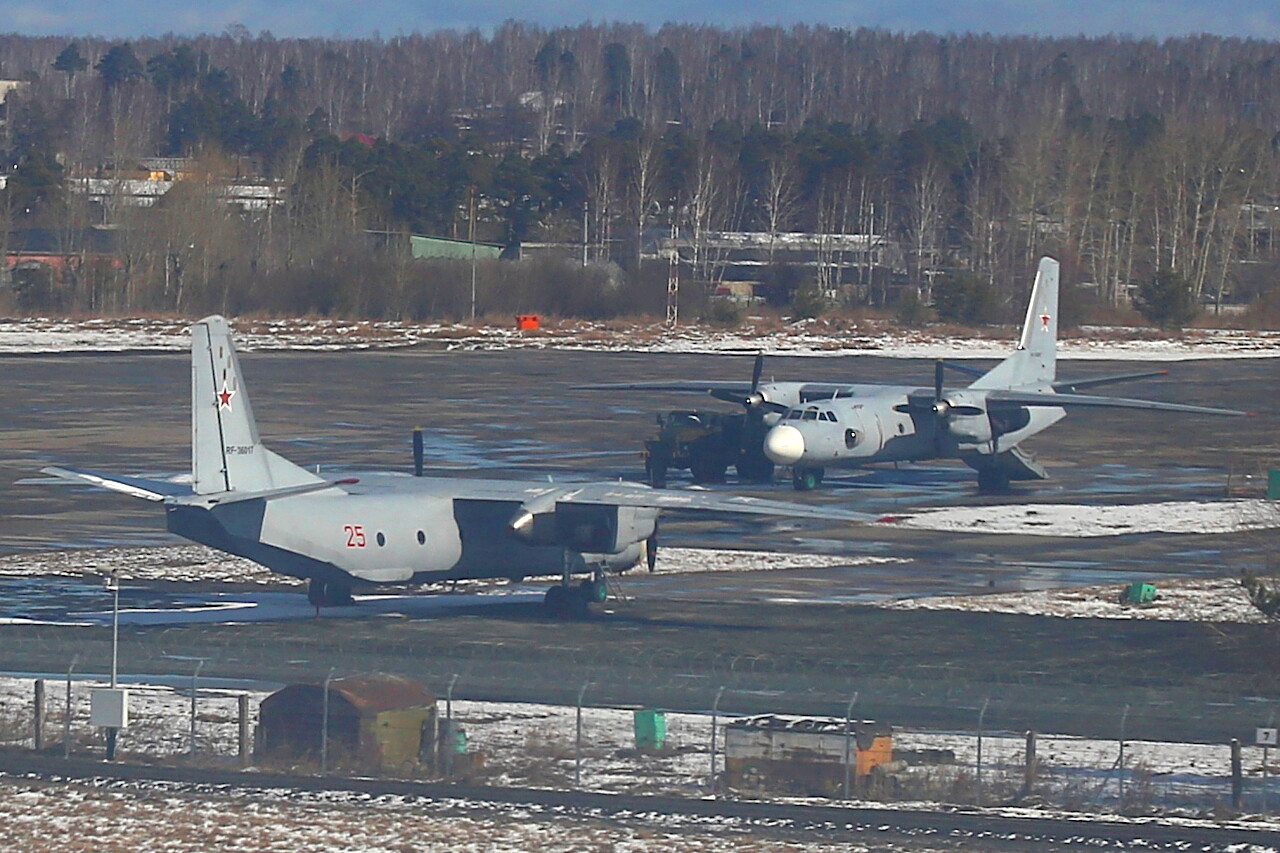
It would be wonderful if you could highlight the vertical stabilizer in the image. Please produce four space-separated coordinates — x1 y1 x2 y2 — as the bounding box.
969 257 1059 390
191 316 323 495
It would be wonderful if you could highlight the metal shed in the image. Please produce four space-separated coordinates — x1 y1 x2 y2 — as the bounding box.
257 674 437 772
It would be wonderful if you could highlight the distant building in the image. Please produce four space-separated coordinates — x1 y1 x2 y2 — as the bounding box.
0 227 122 288
367 230 504 261
68 177 287 211
650 230 906 302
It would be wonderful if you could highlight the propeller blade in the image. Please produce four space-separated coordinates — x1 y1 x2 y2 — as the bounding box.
646 522 658 571
710 388 745 405
751 352 764 392
934 359 945 401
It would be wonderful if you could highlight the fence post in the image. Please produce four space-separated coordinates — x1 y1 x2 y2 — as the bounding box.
1118 704 1129 808
33 679 45 751
321 667 334 774
238 694 250 767
63 657 77 759
710 686 725 794
1231 738 1243 811
843 691 859 800
443 673 458 780
574 682 590 788
1023 730 1037 798
189 660 203 757
976 698 989 807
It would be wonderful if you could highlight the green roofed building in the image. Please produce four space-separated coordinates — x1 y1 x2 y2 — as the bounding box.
366 231 504 261
409 235 503 261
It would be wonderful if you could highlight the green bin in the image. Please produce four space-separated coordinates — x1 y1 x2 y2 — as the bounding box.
439 719 467 754
634 708 667 751
1123 582 1156 605
1268 470 1280 500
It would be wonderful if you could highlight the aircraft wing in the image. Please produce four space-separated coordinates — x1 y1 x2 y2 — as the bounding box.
986 391 1252 417
574 380 755 393
1052 369 1168 392
575 380 859 401
40 466 195 502
543 481 879 523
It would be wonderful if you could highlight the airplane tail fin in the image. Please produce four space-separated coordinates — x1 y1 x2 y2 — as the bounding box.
191 316 323 495
969 257 1059 390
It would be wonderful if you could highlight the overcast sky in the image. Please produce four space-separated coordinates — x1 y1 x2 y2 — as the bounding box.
1 1 1278 41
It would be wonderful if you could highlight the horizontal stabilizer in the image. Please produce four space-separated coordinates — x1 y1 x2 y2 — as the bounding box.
987 390 1251 417
174 477 357 506
40 466 194 502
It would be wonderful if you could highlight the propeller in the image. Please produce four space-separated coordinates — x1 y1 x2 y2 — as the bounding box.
927 360 986 453
931 360 949 453
709 353 787 414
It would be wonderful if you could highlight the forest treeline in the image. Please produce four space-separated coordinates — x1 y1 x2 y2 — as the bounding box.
1 23 1280 323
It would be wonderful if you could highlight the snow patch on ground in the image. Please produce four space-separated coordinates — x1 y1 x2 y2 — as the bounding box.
5 315 1280 360
885 575 1268 622
886 498 1280 537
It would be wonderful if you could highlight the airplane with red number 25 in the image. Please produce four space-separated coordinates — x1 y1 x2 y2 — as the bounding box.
39 316 875 617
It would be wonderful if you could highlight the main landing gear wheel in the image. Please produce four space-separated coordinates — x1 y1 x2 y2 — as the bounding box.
543 577 606 619
645 457 668 488
791 467 824 491
307 579 354 610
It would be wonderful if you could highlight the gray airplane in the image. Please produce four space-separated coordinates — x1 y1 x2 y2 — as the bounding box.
588 258 1250 490
39 316 873 616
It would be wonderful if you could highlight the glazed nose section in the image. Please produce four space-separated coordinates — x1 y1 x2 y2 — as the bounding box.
764 424 805 465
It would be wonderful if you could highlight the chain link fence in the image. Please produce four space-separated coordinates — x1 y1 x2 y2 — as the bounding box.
1 671 1276 818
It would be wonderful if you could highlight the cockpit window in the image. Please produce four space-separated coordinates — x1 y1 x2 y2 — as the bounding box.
788 410 803 420
802 409 819 421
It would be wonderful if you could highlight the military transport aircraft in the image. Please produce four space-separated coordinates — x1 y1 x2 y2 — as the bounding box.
586 258 1250 491
38 316 874 617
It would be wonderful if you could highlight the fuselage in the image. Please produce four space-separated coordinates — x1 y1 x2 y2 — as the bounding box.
762 384 1066 470
166 472 643 589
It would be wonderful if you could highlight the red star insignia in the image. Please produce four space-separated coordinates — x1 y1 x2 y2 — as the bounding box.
217 385 235 410
1039 312 1051 330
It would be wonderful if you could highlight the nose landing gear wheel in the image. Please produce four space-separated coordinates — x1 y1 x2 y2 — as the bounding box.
791 467 823 491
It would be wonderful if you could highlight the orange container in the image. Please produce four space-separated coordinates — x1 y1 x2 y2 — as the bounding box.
516 314 541 330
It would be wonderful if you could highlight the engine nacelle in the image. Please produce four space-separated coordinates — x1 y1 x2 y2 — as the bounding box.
943 392 993 444
509 501 659 554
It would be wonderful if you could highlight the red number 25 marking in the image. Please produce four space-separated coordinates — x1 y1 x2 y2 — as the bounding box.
344 525 366 548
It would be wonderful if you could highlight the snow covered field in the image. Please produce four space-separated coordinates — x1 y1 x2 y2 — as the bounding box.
4 315 1280 360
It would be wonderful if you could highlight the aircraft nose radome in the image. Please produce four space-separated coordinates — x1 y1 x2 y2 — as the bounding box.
764 424 805 465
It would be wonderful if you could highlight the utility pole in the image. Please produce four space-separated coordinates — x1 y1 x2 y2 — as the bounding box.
666 218 679 328
469 187 478 322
